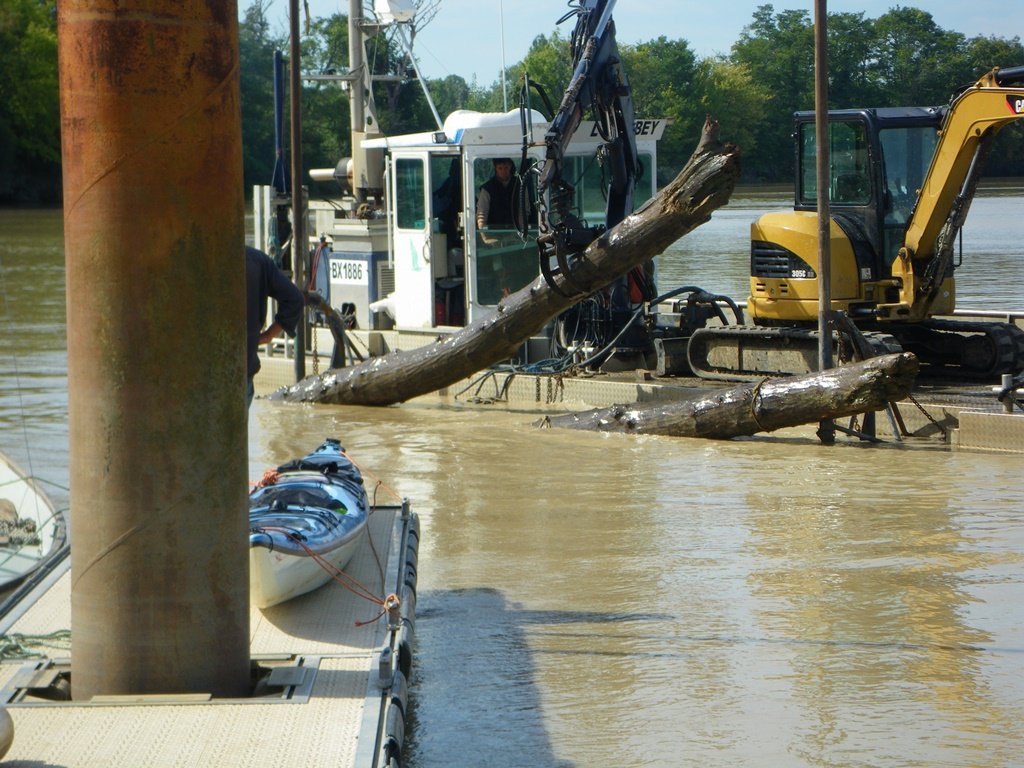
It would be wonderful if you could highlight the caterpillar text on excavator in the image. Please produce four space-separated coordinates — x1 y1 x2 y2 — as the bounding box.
686 65 1024 381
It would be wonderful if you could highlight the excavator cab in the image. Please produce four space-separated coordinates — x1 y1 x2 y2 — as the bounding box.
750 107 945 323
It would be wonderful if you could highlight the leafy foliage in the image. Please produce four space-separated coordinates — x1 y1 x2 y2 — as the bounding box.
0 0 59 202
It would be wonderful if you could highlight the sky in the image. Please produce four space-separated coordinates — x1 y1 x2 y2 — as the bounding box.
257 1 1024 84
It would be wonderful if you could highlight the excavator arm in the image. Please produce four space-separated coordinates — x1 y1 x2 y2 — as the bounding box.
896 65 1024 314
535 0 640 296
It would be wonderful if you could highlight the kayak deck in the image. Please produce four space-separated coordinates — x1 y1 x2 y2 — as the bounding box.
0 502 418 767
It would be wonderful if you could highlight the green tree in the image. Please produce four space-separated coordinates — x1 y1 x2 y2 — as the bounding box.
622 36 699 183
868 7 966 104
239 0 284 192
731 5 815 180
961 37 1024 175
301 13 352 175
511 32 572 115
0 0 59 202
961 36 1024 83
694 57 771 168
429 75 473 121
826 12 882 107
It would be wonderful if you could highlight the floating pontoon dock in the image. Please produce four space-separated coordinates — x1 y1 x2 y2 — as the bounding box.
0 502 418 767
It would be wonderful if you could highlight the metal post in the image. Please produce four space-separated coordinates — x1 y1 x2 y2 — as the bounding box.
290 0 306 380
814 0 835 444
59 0 250 698
1001 373 1014 413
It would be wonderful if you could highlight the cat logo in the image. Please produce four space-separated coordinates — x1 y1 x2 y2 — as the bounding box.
1008 95 1024 114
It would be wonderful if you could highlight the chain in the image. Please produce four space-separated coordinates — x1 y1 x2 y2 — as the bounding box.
904 392 947 438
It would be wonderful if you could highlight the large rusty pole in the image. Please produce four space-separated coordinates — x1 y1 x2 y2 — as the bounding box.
59 1 250 699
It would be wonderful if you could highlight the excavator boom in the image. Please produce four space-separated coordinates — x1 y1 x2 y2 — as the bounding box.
896 66 1024 313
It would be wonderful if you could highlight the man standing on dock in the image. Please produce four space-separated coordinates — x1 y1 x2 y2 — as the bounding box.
245 246 304 408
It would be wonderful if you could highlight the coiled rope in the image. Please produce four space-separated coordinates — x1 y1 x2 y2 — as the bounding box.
0 630 71 660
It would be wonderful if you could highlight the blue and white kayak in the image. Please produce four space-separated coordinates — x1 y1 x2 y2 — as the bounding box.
249 439 369 609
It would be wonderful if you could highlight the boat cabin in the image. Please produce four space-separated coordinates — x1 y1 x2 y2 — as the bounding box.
255 110 664 344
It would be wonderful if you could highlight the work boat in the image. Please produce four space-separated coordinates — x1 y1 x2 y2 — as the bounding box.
0 450 66 592
256 110 667 368
253 0 675 378
249 438 369 608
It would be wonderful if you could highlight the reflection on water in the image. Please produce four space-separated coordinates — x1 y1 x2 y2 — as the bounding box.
3 202 1024 766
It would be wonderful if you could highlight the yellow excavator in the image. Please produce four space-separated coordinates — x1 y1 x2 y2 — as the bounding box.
688 65 1024 380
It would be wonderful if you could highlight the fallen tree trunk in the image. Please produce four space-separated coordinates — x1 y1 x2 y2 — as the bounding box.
540 352 920 438
272 119 740 405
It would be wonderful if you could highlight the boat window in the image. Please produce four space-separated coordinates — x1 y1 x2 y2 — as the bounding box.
473 156 539 306
636 152 654 207
559 150 655 222
431 155 463 252
563 154 608 225
395 157 426 230
472 157 537 231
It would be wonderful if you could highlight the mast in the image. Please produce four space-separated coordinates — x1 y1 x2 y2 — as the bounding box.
349 0 385 202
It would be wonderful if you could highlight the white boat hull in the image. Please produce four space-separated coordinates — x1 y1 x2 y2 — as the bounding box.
0 451 66 590
249 533 362 609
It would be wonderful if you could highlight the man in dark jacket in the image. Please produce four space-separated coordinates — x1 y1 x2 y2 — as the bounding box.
475 158 531 244
245 246 304 407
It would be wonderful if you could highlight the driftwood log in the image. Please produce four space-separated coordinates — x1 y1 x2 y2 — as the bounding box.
271 119 740 405
540 352 920 438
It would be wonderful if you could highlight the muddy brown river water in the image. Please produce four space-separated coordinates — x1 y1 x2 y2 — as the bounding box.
2 200 1022 766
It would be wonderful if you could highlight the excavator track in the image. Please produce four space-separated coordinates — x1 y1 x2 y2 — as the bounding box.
687 326 813 381
885 319 1024 379
686 320 1024 382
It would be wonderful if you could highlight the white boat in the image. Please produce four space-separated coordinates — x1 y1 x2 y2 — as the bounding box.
252 0 667 377
0 450 66 591
249 438 369 608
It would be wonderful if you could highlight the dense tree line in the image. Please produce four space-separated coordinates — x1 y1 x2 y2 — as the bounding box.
3 0 1023 203
0 0 58 202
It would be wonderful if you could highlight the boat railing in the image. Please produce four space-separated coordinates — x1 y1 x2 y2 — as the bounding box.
949 307 1024 325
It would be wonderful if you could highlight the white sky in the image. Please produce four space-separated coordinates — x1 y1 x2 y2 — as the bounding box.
255 1 1024 84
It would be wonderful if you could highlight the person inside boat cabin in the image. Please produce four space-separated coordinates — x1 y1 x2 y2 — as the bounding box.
245 246 304 408
475 157 532 245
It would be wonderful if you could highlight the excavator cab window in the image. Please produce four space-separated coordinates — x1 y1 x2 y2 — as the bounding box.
877 125 939 263
799 121 871 206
